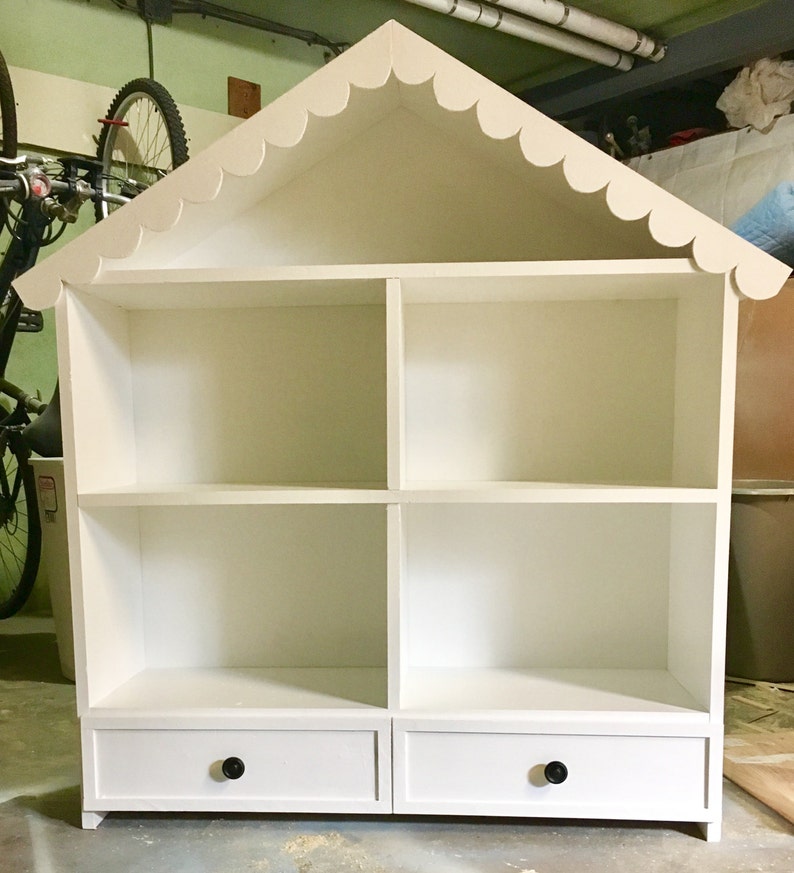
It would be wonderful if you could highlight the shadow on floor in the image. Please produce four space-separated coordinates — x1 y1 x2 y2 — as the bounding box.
0 633 72 684
15 784 83 828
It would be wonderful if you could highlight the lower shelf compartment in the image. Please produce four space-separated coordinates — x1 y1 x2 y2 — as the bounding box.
398 667 709 718
92 667 388 712
84 718 391 814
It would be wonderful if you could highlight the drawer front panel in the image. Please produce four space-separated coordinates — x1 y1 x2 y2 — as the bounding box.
395 729 708 816
91 727 386 807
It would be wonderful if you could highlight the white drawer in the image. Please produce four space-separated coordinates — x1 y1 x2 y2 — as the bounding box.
87 724 390 813
394 727 710 819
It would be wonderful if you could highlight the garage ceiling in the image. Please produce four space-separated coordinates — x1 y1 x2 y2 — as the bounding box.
142 0 778 92
128 0 794 151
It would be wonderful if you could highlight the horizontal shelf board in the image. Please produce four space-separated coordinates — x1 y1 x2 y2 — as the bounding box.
78 482 720 507
400 270 720 304
78 483 392 506
399 668 710 720
80 275 387 309
403 482 720 503
93 667 388 712
82 259 704 308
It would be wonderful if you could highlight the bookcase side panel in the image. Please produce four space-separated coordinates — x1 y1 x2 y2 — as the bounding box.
667 503 719 711
64 290 137 493
80 508 146 707
671 278 726 488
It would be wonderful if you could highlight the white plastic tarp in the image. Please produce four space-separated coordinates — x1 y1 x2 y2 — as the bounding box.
627 113 794 227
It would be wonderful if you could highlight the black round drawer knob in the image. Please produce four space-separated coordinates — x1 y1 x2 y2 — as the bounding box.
544 760 568 784
221 756 245 780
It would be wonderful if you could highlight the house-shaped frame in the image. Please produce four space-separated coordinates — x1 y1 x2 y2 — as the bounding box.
16 21 790 838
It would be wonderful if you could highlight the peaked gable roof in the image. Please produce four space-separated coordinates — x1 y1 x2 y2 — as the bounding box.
16 20 790 308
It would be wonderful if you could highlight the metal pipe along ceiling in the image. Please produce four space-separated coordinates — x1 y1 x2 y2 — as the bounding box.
404 0 648 71
491 0 665 60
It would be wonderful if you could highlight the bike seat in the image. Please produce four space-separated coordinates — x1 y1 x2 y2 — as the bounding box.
23 382 62 457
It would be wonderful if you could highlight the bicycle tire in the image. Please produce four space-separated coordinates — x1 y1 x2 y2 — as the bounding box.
0 48 17 159
0 438 41 619
95 77 188 222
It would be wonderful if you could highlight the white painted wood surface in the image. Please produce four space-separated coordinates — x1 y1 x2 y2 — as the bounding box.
83 718 391 815
16 20 791 837
393 728 710 818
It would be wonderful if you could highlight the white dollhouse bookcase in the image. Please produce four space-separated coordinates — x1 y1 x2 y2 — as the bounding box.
16 21 790 839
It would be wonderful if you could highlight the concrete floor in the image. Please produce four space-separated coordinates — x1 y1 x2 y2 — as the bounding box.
1 618 793 873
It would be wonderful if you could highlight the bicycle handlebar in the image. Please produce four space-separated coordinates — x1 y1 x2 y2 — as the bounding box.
0 153 130 219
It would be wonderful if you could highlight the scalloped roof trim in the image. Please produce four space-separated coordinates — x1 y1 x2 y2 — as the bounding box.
14 20 790 310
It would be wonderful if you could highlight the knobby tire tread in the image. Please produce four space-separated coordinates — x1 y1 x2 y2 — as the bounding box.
0 48 17 159
0 447 41 619
95 77 188 222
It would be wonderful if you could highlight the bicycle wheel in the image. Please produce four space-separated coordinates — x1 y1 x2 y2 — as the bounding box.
0 436 41 618
0 48 17 237
95 77 188 221
0 48 17 159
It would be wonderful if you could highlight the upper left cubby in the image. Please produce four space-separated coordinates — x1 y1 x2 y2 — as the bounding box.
59 273 388 495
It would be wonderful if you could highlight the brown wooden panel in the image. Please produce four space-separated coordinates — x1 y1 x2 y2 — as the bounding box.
734 279 794 480
724 731 794 824
228 77 261 119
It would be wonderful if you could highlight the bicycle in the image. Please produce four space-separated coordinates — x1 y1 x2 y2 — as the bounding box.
0 52 189 617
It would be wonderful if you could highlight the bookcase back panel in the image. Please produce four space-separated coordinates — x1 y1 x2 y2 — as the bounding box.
168 108 669 270
402 281 727 487
403 299 679 485
140 505 388 668
405 503 669 668
128 305 386 486
403 503 715 670
82 505 388 671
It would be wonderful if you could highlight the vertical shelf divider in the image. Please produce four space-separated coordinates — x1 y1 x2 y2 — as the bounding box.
386 277 405 492
386 277 405 711
387 503 403 712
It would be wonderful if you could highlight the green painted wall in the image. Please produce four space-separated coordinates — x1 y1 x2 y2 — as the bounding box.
0 0 329 113
4 0 772 104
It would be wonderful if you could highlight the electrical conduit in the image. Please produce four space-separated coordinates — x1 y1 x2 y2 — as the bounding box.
404 0 639 70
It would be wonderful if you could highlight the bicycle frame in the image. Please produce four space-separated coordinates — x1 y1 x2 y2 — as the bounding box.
0 404 31 516
0 58 188 618
0 156 105 412
0 198 48 375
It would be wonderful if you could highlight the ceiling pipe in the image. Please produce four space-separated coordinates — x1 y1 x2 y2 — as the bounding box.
490 0 665 61
405 0 634 70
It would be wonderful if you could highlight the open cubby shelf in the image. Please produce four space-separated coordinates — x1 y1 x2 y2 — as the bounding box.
65 262 725 494
66 260 726 724
58 257 734 832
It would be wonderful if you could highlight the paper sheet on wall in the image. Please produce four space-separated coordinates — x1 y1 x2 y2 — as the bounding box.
628 114 794 227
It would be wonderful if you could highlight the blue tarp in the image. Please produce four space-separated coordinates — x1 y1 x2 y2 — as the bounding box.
731 181 794 267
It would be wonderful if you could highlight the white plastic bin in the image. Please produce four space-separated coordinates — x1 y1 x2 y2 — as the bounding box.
30 458 74 681
727 480 794 683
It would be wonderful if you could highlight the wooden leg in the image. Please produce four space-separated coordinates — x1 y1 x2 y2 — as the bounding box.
698 819 721 842
81 810 107 830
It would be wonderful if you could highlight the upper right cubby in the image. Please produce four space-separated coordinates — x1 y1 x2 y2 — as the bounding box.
398 265 727 489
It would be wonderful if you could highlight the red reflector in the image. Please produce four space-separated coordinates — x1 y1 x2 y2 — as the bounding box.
29 173 51 197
